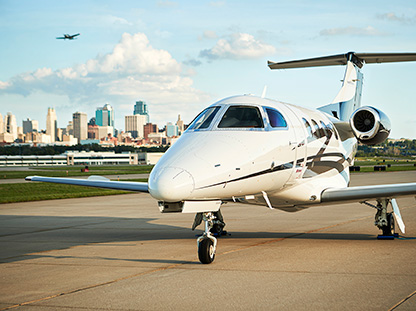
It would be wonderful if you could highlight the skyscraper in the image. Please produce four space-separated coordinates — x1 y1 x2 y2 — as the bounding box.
46 108 57 142
5 112 17 140
23 118 39 134
95 104 114 127
133 100 149 123
166 122 179 137
176 114 184 135
0 113 4 134
125 115 147 138
73 112 88 143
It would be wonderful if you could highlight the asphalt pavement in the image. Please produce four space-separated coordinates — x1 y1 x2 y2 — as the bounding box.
0 171 415 310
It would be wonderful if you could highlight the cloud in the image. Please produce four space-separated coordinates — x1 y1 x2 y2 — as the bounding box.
320 26 386 36
209 1 226 7
183 58 202 67
0 33 208 122
199 33 276 61
377 12 416 24
157 1 178 8
201 30 218 40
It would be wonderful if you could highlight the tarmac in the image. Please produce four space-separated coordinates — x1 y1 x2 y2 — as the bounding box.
0 171 415 310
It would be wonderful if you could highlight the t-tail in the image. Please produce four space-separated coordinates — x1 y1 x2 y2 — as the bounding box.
268 52 416 145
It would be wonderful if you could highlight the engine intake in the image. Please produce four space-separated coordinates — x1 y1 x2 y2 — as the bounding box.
350 106 391 145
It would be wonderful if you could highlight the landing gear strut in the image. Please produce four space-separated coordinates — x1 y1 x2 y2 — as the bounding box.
197 212 218 264
373 199 398 239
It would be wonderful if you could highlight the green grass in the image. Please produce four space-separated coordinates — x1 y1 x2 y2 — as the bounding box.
0 165 153 180
0 182 134 204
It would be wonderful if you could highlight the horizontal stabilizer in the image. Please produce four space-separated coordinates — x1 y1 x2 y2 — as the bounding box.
268 52 416 69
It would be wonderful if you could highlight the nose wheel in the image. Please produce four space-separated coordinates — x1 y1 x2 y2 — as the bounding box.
197 212 218 264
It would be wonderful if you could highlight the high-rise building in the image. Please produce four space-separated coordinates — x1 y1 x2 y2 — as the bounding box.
176 115 184 135
66 121 74 136
133 100 150 123
0 113 4 134
144 123 158 140
46 108 57 142
5 112 17 140
125 115 147 138
73 112 88 143
166 122 179 137
96 104 114 127
23 118 39 134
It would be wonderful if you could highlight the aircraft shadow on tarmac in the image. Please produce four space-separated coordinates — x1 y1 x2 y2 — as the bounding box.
0 215 388 264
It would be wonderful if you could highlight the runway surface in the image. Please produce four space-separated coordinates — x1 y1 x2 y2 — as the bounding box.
0 171 415 310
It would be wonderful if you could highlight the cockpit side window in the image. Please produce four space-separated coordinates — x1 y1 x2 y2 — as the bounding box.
188 106 221 130
218 106 264 128
266 108 287 128
311 119 321 139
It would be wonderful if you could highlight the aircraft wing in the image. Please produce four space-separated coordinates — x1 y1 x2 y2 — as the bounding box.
321 183 416 203
56 37 65 39
25 175 148 192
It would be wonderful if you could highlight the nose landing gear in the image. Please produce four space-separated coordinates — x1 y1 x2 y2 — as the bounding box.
196 212 221 264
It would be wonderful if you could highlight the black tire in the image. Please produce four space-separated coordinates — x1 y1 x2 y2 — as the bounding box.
382 213 395 236
198 238 215 264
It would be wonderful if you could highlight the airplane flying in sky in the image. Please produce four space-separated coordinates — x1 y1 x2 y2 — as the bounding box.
26 52 416 264
56 33 80 40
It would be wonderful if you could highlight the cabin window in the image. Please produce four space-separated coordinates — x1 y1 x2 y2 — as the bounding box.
188 106 221 130
266 108 287 128
320 121 329 137
302 118 313 137
311 119 321 138
218 106 264 128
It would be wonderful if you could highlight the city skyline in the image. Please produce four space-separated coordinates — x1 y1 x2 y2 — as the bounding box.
1 1 416 139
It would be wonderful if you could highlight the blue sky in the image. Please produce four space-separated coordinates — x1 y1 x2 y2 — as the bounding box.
1 0 415 138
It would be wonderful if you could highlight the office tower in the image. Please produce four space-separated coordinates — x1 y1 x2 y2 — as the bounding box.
22 118 39 134
73 112 88 143
96 104 114 127
0 113 3 134
66 121 74 136
144 123 158 140
125 115 147 138
46 108 57 142
133 100 150 123
5 112 17 140
166 122 179 137
176 115 184 135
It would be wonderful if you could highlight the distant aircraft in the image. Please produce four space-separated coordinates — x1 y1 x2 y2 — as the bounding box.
26 52 416 264
56 33 80 40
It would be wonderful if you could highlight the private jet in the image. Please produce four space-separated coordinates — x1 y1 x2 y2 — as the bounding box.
26 52 416 264
56 33 80 40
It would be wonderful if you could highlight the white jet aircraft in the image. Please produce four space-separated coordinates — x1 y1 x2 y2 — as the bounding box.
26 52 416 264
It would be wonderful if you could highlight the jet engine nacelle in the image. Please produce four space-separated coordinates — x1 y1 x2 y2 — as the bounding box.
349 106 391 145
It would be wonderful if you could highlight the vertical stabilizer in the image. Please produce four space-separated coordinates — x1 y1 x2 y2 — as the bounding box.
268 52 416 121
318 61 363 121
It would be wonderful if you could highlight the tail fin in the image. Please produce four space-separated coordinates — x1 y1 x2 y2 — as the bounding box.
268 52 416 121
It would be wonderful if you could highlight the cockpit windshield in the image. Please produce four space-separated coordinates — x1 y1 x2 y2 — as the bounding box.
187 106 221 130
218 106 264 128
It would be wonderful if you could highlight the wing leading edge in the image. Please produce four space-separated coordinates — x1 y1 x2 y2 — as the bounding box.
321 183 416 203
25 175 148 192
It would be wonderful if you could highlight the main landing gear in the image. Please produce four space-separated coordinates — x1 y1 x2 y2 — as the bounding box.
193 211 226 264
364 199 399 239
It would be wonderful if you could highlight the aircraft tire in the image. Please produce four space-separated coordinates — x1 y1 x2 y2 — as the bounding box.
382 213 395 236
198 238 215 264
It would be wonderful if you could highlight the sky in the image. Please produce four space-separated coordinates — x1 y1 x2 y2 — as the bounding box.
0 0 415 138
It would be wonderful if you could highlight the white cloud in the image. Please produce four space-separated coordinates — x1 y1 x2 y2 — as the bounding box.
377 12 416 24
320 26 386 36
0 32 208 124
199 33 276 61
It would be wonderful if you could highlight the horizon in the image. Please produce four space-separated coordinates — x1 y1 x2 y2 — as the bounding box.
1 0 416 139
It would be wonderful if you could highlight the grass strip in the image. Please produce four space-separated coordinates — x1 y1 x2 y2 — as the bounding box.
0 182 132 204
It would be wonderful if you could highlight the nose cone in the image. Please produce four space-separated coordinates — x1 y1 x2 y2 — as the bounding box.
148 167 195 202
